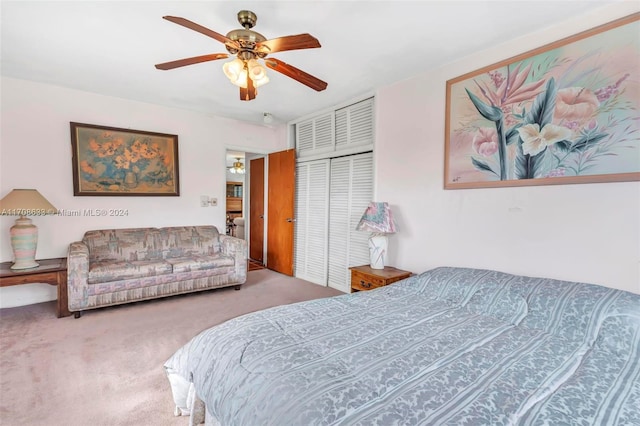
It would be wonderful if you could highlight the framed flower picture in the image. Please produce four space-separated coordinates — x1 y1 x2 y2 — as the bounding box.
444 13 639 189
70 122 180 196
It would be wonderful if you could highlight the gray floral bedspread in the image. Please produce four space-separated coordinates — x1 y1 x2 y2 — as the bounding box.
165 267 640 425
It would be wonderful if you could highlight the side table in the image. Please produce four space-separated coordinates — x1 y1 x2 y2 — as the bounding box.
0 258 70 318
349 265 412 292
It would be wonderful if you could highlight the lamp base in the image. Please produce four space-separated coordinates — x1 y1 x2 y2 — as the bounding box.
368 234 388 270
10 216 39 270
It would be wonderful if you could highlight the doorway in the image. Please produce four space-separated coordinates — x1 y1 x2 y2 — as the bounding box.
225 149 296 274
226 149 295 276
225 151 246 238
226 150 267 269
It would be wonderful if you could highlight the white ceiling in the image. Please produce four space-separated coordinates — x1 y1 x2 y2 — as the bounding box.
1 1 618 126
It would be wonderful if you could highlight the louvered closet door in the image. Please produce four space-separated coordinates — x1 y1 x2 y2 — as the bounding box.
294 160 330 285
295 113 335 157
327 152 373 292
335 97 374 150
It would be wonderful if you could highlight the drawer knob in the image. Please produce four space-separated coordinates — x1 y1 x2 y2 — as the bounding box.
360 280 371 288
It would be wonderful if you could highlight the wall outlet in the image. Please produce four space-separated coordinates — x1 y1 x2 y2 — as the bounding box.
200 195 209 207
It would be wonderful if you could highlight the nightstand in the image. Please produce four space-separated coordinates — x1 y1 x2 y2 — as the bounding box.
349 265 412 292
0 258 69 318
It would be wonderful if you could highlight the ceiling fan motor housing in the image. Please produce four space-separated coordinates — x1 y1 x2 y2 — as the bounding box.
225 11 267 58
225 29 267 57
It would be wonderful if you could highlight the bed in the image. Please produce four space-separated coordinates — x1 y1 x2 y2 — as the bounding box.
164 267 640 425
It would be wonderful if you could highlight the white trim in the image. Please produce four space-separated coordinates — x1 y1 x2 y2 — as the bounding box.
296 145 374 163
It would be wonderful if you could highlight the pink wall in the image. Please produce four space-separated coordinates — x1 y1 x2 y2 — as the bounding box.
0 77 286 307
374 2 639 294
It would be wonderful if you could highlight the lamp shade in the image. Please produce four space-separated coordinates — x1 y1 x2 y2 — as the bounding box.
355 202 397 234
0 189 57 214
0 189 57 270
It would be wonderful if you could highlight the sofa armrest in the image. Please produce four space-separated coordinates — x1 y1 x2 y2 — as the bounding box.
219 235 247 283
67 241 90 311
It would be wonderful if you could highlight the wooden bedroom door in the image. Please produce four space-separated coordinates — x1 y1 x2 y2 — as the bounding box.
249 157 265 263
267 149 296 276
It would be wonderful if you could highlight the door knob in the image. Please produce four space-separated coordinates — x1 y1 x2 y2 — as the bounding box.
286 218 296 223
259 215 264 219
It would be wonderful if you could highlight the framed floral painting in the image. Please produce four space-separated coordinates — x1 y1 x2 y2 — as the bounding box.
70 122 179 196
444 13 639 189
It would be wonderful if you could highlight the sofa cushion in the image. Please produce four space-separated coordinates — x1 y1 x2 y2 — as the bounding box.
166 255 235 274
160 226 221 258
83 228 163 263
88 259 172 284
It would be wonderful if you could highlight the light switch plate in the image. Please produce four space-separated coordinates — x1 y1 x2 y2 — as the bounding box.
200 195 209 207
210 197 218 206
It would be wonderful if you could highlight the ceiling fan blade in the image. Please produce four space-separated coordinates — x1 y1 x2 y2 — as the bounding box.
155 53 229 70
256 33 321 54
240 76 257 101
265 58 327 92
162 16 240 50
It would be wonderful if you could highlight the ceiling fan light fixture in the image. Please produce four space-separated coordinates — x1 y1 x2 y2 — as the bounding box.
230 68 249 88
224 58 264 89
229 158 245 174
253 74 269 88
247 59 266 81
223 58 245 81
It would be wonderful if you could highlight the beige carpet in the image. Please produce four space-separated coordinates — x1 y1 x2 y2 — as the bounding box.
0 270 342 426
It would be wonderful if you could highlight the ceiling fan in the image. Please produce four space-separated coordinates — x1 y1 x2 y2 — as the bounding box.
228 158 245 174
155 10 328 101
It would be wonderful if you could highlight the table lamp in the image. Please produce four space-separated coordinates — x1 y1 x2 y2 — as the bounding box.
0 189 58 269
355 202 397 269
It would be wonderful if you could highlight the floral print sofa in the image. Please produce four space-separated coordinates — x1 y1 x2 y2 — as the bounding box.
66 226 246 317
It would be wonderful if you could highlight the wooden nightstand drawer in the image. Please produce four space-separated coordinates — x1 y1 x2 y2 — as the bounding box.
349 265 412 292
352 270 386 291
